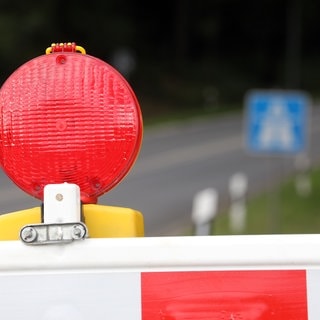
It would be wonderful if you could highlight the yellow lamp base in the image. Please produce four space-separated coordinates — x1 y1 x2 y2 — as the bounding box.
0 204 144 240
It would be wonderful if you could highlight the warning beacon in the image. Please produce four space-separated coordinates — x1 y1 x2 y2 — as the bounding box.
0 42 144 241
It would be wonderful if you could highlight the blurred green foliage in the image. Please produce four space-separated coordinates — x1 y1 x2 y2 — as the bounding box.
0 0 319 120
214 166 320 235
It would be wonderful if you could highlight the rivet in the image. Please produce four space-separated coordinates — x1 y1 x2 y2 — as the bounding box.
56 193 63 201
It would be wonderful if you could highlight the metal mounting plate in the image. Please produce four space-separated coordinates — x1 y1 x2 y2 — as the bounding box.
20 222 88 245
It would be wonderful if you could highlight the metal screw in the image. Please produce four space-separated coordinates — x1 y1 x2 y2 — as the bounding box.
55 193 63 201
21 227 37 243
71 224 86 240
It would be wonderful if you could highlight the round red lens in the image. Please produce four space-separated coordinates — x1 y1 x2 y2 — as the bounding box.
0 52 143 203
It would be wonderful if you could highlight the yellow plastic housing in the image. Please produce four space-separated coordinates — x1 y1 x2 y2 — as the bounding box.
0 204 144 240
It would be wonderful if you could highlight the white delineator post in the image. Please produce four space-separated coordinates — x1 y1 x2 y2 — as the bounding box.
229 173 248 233
294 154 311 197
191 188 218 236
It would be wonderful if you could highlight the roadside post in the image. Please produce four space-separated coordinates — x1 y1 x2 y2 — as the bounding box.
294 153 312 197
0 45 319 319
191 188 218 235
228 172 248 233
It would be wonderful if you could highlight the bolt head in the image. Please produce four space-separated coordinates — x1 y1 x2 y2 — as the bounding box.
71 224 86 240
21 227 37 243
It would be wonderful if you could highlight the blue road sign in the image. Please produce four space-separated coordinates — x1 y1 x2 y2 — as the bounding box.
245 90 310 155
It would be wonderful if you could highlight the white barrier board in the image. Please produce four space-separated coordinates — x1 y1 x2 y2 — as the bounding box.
1 234 320 319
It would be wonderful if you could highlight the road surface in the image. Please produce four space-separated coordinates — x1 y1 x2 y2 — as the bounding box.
104 106 320 236
0 107 319 236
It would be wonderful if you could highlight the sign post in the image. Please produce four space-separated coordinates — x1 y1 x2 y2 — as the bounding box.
244 90 311 232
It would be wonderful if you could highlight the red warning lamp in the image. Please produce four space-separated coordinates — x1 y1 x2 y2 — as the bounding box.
0 43 143 204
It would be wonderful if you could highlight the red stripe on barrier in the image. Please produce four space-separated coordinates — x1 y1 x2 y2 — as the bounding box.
141 270 307 320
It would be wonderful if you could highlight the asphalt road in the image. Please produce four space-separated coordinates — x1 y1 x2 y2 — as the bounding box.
104 106 320 236
1 107 320 237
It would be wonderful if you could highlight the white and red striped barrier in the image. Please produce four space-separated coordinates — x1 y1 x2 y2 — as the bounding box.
1 234 320 319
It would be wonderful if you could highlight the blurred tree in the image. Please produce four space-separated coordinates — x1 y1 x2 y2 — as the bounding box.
0 0 319 112
285 0 301 88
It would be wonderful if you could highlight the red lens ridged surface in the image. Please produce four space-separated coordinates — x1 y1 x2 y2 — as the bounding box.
0 53 143 203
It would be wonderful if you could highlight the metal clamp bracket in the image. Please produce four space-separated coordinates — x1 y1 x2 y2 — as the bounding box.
20 222 88 245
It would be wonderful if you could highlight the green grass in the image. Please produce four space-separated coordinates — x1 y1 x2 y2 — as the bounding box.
142 103 242 128
213 166 320 235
